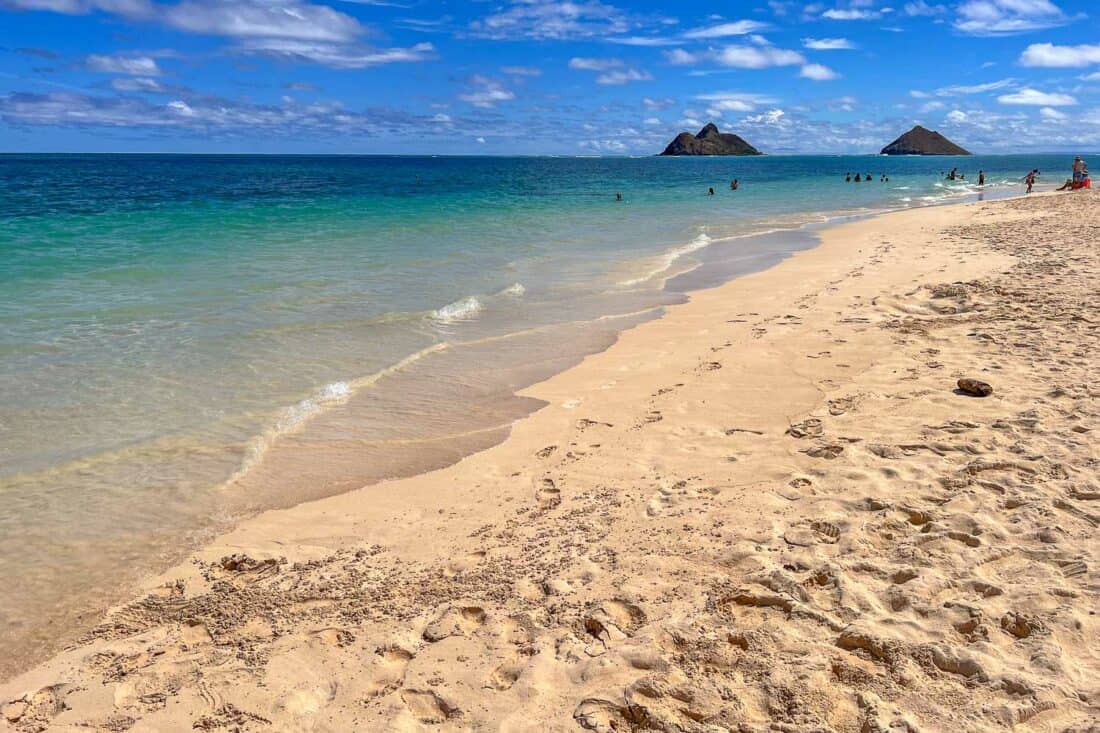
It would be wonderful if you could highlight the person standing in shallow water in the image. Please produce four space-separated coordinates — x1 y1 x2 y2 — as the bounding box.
978 170 985 186
708 187 715 196
730 179 739 191
845 172 851 182
854 173 861 182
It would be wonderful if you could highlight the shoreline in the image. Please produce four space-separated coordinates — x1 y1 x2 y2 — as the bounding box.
5 189 1098 732
0 183 1030 684
0 187 1039 680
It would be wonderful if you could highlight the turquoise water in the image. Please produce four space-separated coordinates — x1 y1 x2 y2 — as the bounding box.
0 153 1069 676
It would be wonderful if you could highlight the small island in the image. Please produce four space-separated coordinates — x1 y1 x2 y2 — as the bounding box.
881 125 970 156
660 123 762 156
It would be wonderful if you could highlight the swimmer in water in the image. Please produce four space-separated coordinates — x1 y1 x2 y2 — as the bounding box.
615 192 622 201
730 179 739 190
708 187 715 196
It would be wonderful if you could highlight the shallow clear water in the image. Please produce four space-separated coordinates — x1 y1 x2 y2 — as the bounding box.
0 152 1069 676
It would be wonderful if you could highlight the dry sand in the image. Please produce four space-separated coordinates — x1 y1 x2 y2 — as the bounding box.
3 191 1098 732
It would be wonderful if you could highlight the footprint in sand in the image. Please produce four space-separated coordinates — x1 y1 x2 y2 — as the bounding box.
535 477 561 511
583 600 647 648
422 605 487 642
399 689 460 723
486 649 535 691
787 418 824 439
364 645 414 699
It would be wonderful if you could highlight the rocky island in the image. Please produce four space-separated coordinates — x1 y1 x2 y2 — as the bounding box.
660 123 762 156
881 125 971 155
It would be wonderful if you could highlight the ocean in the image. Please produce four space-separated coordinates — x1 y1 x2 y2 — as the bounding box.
0 152 1072 677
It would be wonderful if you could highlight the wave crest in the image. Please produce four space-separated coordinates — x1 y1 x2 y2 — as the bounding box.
432 296 482 322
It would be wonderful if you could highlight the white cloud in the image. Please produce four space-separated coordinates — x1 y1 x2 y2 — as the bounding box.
955 0 1067 36
714 44 804 68
822 8 880 20
8 0 365 41
596 68 651 84
569 57 622 71
0 89 441 135
643 116 661 125
501 65 542 76
0 0 152 15
469 0 631 41
909 78 1018 100
606 35 682 46
459 76 515 108
1040 106 1067 120
935 78 1016 95
579 138 628 152
111 77 166 92
800 63 839 80
997 88 1077 106
695 91 779 113
946 109 968 123
802 37 855 50
743 108 785 125
163 0 363 42
570 56 649 85
1020 43 1100 68
1083 70 1100 82
642 96 675 109
663 48 698 65
239 40 435 69
86 54 161 75
903 1 945 16
682 20 769 39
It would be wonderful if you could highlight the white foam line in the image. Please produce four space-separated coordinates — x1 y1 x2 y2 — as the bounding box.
431 296 482 323
226 342 449 486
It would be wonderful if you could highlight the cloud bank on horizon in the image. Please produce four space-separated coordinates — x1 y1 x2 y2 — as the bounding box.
0 0 1097 153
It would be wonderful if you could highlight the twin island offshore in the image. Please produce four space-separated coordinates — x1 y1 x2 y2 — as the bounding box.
660 123 971 156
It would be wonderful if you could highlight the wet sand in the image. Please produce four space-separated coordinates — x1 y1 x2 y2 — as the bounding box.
3 191 1098 732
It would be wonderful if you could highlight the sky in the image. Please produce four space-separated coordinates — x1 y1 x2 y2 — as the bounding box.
0 0 1097 154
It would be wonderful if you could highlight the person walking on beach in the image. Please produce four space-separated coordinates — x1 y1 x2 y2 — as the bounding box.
1025 169 1038 194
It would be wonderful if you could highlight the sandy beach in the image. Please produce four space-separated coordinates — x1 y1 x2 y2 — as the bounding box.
3 190 1097 732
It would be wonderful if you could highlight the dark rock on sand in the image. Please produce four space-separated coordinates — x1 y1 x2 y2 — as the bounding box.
881 126 970 156
660 123 762 156
957 378 993 397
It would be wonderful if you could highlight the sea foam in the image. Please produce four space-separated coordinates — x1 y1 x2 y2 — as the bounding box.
432 296 483 322
619 231 712 286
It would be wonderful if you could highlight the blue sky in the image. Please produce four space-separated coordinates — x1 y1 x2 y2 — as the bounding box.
0 0 1097 153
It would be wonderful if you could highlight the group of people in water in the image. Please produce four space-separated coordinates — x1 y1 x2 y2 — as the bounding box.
845 172 890 183
704 179 741 195
615 156 1089 201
